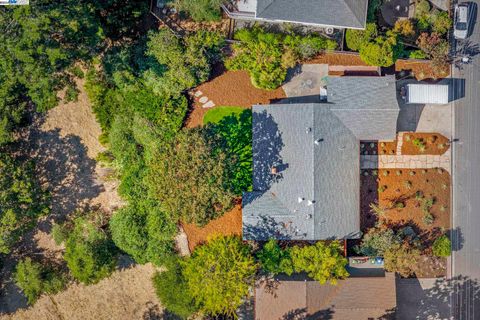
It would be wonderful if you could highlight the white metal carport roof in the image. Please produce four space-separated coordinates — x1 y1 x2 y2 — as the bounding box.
407 84 449 104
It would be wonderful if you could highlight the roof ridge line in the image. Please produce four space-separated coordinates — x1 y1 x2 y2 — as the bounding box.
343 0 366 27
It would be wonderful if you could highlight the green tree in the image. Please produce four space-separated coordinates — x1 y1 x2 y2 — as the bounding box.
153 257 198 319
416 32 450 74
145 29 224 97
14 258 66 304
345 22 378 51
359 34 403 67
256 239 293 275
182 236 256 317
432 11 452 35
174 0 226 22
226 27 334 90
64 217 117 284
290 241 349 284
110 203 176 265
432 234 451 257
0 154 49 254
145 128 234 226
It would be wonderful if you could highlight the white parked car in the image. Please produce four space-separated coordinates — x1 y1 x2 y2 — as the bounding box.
454 3 472 39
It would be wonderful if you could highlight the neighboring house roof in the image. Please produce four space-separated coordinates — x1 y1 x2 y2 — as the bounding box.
255 0 368 29
255 273 397 320
242 76 399 241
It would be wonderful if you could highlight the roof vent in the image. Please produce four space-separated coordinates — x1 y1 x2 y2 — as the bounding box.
297 197 304 203
307 200 315 206
305 214 312 219
314 138 324 145
306 127 312 133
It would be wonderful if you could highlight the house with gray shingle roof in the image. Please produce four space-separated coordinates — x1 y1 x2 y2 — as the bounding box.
255 272 397 320
242 75 399 241
223 0 369 30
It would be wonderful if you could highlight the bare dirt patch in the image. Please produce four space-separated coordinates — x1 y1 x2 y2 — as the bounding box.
402 132 450 155
0 264 162 320
186 67 286 127
182 204 242 252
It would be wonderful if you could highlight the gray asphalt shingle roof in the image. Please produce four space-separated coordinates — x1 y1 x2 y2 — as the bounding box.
255 0 368 29
243 76 399 241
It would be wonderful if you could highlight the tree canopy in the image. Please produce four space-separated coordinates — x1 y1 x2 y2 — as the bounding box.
290 241 349 284
182 236 256 317
0 154 49 254
145 128 234 226
64 216 117 284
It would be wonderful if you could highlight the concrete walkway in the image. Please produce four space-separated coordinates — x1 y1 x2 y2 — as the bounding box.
361 153 451 172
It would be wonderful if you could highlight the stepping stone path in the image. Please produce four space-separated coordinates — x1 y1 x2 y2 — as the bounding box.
193 89 216 109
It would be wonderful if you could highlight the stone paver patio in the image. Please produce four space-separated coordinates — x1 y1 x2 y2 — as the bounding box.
361 132 451 172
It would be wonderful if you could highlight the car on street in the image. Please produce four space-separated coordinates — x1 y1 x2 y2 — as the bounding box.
454 3 473 39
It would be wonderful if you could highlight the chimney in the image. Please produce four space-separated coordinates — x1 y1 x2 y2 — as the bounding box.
271 166 278 174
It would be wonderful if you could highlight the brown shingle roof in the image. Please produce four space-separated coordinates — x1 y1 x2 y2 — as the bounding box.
255 273 397 320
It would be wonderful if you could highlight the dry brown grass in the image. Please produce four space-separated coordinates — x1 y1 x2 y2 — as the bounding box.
0 264 162 320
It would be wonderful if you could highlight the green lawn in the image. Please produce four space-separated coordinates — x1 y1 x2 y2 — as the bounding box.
203 106 246 125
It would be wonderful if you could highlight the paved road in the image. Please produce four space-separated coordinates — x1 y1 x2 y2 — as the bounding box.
452 0 480 318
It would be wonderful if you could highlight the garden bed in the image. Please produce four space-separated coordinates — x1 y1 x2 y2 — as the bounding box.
306 52 368 66
402 132 450 155
361 168 450 231
186 67 286 127
182 204 242 252
395 59 450 80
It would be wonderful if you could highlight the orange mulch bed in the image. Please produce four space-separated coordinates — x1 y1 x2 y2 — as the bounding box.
361 168 450 232
395 59 450 80
182 204 243 252
402 133 450 155
186 68 286 128
307 52 368 66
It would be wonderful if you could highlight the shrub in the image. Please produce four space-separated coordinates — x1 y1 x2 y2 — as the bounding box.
432 235 451 257
393 19 416 37
290 241 348 284
415 0 431 18
432 11 452 35
404 181 413 189
384 243 421 277
423 212 435 225
356 227 402 256
367 0 382 22
14 258 67 304
256 239 293 275
64 217 117 284
153 257 198 319
174 0 225 22
369 202 386 217
412 138 426 151
51 224 68 246
345 23 378 51
182 235 256 317
409 49 428 59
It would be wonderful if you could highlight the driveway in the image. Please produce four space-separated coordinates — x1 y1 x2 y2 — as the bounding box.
396 80 453 138
396 278 453 320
